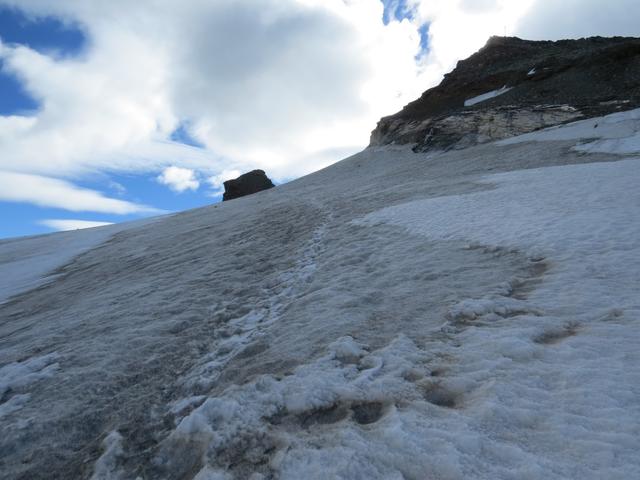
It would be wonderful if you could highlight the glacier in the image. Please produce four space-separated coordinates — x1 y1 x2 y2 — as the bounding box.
1 110 640 479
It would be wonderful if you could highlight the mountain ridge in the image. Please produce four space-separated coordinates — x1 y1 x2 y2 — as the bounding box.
370 36 640 151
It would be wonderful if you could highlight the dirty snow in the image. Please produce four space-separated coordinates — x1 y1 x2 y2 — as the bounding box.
0 353 60 418
361 158 640 317
0 217 160 304
90 431 125 480
464 86 513 107
166 158 640 479
1 115 639 479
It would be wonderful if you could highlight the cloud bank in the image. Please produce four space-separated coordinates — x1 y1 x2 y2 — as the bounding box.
0 0 428 182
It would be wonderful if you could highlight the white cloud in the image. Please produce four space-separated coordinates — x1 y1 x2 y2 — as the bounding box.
0 0 430 185
0 171 158 214
0 33 216 177
157 166 200 193
38 219 114 231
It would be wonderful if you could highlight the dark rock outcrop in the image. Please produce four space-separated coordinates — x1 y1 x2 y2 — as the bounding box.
222 170 275 201
370 36 640 152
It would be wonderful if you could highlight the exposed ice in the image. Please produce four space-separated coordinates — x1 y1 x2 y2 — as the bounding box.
0 393 30 419
464 86 513 107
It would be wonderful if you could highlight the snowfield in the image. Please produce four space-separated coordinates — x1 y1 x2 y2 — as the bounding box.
1 110 640 479
0 217 159 304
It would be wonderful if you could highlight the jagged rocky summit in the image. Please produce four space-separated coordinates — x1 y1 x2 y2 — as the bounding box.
222 169 275 201
370 36 640 152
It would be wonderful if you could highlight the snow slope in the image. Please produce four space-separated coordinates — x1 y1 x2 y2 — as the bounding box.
1 110 639 479
0 218 159 304
356 158 640 478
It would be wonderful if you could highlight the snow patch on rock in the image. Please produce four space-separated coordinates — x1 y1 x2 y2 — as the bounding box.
464 86 513 107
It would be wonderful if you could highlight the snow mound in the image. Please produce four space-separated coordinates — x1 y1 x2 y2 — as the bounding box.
90 431 125 480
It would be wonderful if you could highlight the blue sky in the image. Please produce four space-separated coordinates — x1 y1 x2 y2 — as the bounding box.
2 0 635 239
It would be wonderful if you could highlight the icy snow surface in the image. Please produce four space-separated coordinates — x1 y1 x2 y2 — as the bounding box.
0 218 158 304
0 353 59 418
464 86 513 107
1 109 640 479
170 158 640 479
361 159 640 317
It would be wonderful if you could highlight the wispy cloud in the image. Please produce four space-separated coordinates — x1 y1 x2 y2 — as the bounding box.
108 180 126 195
0 171 160 214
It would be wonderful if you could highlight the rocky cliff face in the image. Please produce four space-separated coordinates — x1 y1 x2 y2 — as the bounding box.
370 36 640 151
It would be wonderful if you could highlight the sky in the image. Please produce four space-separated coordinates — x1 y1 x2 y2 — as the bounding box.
0 0 638 238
